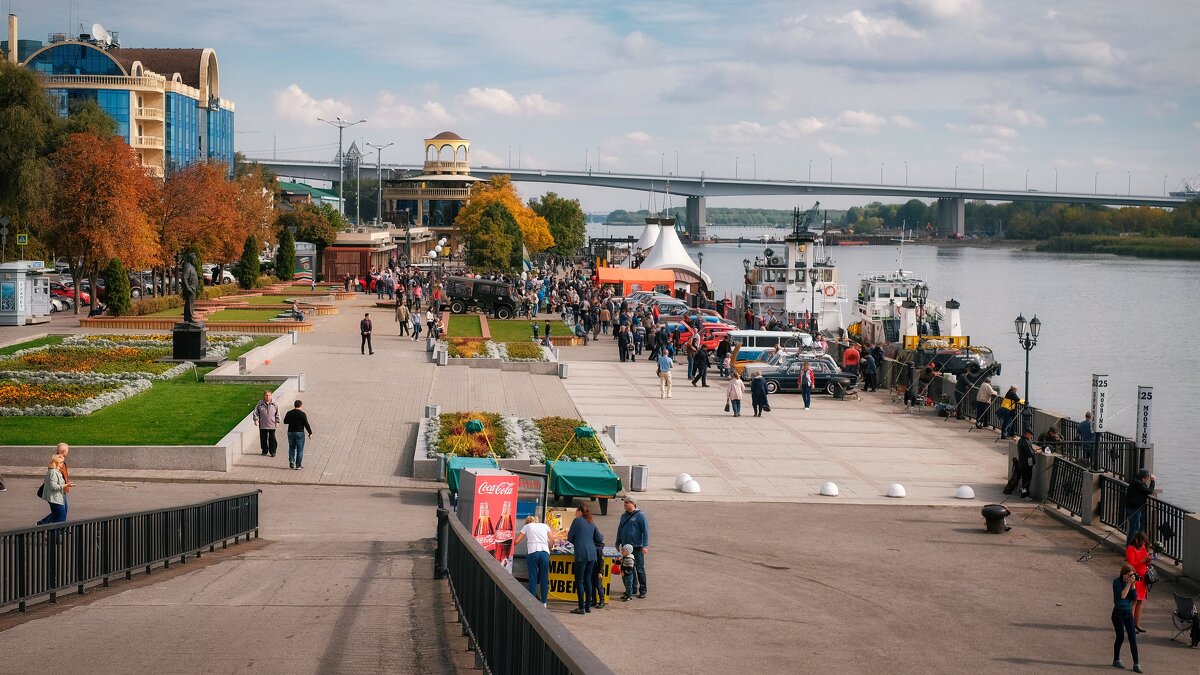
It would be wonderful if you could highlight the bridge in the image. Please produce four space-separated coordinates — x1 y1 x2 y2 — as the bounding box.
252 158 1189 239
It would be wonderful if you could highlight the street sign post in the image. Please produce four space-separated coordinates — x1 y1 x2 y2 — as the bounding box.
1135 386 1153 448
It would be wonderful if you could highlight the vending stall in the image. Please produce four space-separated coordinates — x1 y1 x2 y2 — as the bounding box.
457 468 519 571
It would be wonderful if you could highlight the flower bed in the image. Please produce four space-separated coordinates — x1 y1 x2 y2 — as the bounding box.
446 337 490 359
433 411 510 457
445 338 546 362
0 372 152 417
425 412 609 463
501 342 546 361
63 334 251 353
0 345 180 376
533 416 610 462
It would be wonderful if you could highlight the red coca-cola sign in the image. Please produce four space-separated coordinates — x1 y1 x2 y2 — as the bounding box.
479 482 515 495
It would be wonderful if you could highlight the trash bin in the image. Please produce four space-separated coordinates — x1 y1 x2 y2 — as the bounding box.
426 336 435 352
981 504 1011 534
437 350 447 366
630 464 649 492
558 362 568 379
436 453 448 482
832 376 849 400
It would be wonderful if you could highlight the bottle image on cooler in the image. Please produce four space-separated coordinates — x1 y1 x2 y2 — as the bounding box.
493 501 515 565
473 502 496 552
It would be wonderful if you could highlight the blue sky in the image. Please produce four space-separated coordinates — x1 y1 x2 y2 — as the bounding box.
10 0 1200 211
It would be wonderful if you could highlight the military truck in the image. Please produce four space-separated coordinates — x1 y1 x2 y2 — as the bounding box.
441 276 520 319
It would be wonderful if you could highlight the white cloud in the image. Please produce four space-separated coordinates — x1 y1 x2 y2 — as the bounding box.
274 84 353 125
946 123 1019 138
890 115 919 129
620 31 654 61
972 103 1046 127
370 94 454 129
461 88 562 115
818 140 847 157
1042 40 1121 68
903 0 983 22
1069 113 1106 125
470 147 503 167
834 110 888 132
1193 121 1200 131
780 117 826 135
1091 157 1118 168
831 10 922 40
624 131 654 143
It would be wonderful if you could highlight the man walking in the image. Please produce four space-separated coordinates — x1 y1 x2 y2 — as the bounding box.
252 391 280 457
691 345 710 387
395 302 411 337
1124 469 1155 546
615 497 649 599
657 351 673 399
360 312 374 355
283 400 314 470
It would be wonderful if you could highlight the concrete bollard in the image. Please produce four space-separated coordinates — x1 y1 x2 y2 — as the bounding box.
558 362 568 379
674 473 693 490
290 329 298 345
238 356 247 375
1183 514 1200 585
630 465 649 492
820 482 839 497
607 424 620 446
437 350 447 366
425 404 441 419
886 484 906 498
426 336 435 352
298 372 306 392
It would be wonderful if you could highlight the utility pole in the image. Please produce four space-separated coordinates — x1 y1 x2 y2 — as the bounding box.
367 141 394 226
317 116 367 218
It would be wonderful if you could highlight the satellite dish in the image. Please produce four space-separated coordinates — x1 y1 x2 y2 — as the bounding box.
91 23 112 47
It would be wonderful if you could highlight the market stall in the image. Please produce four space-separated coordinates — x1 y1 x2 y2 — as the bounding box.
545 459 622 515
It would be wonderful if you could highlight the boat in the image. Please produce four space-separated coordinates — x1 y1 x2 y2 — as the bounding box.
741 203 845 335
1168 177 1199 199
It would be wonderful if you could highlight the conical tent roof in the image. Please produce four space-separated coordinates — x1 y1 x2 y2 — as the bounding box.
641 221 712 287
635 222 661 251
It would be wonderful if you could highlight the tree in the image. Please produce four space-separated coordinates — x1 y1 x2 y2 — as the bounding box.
275 225 296 281
45 133 158 313
455 175 553 253
234 163 277 247
236 235 260 289
104 257 132 316
304 203 344 246
529 192 585 255
466 203 518 271
149 161 239 296
0 61 58 261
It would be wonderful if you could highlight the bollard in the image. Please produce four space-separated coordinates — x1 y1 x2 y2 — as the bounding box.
981 504 1011 534
426 336 435 352
434 504 449 579
425 404 441 419
298 372 306 392
437 350 448 366
238 356 247 375
558 362 568 379
608 424 620 446
290 329 298 345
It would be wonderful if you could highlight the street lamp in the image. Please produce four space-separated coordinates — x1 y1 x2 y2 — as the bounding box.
809 269 818 335
954 164 958 188
1055 167 1059 192
880 161 885 184
981 163 985 189
808 158 813 181
742 258 752 315
904 160 908 186
735 155 739 179
1025 168 1030 191
1014 313 1041 435
366 141 394 227
1127 170 1132 196
697 252 704 302
752 153 757 180
317 116 367 218
913 283 929 335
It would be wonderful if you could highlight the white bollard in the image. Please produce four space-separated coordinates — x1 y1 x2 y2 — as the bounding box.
681 479 701 494
298 372 306 392
820 482 839 497
674 473 693 491
955 485 975 500
886 484 907 498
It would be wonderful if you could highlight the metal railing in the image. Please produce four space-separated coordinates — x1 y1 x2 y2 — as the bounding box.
1 491 260 613
1098 476 1190 565
132 135 164 149
1048 440 1137 481
436 491 612 675
1047 457 1088 517
41 74 165 89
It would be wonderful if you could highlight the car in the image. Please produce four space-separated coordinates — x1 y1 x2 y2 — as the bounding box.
50 282 90 305
665 320 736 351
441 276 520 319
48 296 69 312
741 351 838 382
202 264 236 285
757 357 858 395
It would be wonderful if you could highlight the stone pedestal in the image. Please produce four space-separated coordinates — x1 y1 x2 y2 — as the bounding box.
172 322 208 360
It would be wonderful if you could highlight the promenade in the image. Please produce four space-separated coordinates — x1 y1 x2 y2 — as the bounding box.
2 299 1196 674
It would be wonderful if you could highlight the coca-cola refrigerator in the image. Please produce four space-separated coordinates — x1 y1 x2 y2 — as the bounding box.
457 468 519 571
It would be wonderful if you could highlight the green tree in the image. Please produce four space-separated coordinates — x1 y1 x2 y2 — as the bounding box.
466 202 519 271
0 60 58 260
275 225 296 281
529 191 586 255
55 99 118 144
308 203 346 246
236 235 260 289
104 257 132 316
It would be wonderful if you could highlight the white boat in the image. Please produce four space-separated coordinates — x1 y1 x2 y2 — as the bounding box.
741 203 845 334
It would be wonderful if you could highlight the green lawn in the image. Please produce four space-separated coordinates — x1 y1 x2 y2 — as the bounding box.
150 307 284 322
487 319 568 342
448 315 483 337
0 335 65 356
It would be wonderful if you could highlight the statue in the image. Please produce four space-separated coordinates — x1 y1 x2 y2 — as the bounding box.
180 252 200 324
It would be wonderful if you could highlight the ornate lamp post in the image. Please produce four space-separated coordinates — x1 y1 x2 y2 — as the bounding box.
742 258 752 320
696 252 704 305
1014 313 1042 435
913 283 929 335
809 269 818 335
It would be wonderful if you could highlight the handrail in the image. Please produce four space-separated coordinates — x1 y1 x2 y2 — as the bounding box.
437 490 612 675
1 490 261 612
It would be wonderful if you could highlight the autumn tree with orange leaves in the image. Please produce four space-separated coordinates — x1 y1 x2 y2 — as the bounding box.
455 175 553 256
45 133 158 313
146 161 241 294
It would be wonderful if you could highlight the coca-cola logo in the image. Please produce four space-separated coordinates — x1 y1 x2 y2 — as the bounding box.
479 482 515 495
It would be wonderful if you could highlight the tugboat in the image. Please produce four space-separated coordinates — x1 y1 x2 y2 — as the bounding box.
741 203 844 335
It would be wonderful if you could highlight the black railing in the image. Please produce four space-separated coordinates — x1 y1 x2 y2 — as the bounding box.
1047 441 1138 481
436 491 612 675
1047 458 1088 517
1098 476 1191 565
1 491 260 613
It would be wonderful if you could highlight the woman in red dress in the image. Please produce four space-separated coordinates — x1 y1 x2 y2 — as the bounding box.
1124 531 1152 632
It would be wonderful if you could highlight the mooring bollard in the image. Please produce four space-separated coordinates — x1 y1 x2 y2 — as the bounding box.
298 372 306 392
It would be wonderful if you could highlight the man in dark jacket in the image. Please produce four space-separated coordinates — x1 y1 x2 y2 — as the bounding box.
1016 430 1037 500
616 498 650 599
691 346 711 387
360 313 374 355
1124 469 1156 546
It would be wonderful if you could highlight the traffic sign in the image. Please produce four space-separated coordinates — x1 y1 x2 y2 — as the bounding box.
16 233 28 246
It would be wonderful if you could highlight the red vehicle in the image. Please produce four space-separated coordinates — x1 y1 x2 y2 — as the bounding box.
50 282 91 305
667 321 736 351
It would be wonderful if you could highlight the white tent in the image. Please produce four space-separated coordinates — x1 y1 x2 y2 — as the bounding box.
635 221 661 252
641 221 712 288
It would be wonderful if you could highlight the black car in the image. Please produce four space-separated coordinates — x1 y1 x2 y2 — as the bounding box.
758 358 858 395
441 276 520 319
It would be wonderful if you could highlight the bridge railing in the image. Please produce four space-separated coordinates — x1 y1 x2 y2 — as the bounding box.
1 491 260 613
435 491 612 675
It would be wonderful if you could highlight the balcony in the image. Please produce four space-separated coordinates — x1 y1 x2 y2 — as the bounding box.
422 160 471 173
132 135 164 149
41 73 165 90
135 107 164 120
384 187 472 199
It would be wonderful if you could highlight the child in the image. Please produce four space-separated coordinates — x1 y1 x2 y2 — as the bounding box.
619 544 637 601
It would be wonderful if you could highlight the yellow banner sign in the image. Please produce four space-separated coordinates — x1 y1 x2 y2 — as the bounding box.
547 553 620 602
903 335 971 350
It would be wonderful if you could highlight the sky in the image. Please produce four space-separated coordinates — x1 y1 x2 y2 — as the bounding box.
9 0 1200 213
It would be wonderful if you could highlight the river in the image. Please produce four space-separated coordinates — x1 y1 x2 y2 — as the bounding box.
587 224 1199 510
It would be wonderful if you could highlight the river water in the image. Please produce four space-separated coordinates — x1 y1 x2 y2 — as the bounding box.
587 224 1199 510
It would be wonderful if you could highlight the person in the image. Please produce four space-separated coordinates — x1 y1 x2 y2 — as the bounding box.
615 498 649 599
1079 411 1096 467
1124 469 1156 546
543 321 552 347
599 306 611 335
726 373 744 416
1037 426 1064 448
395 301 411 336
1125 531 1153 633
842 343 860 378
411 312 422 341
799 361 815 410
715 335 731 377
751 370 770 417
998 385 1020 439
685 332 699 379
618 544 637 601
590 525 607 609
1016 429 1037 500
426 308 437 337
37 455 68 526
252 391 280 457
1111 564 1142 672
633 323 645 357
574 320 590 345
617 325 631 362
49 442 74 518
975 377 997 428
657 351 673 399
861 352 878 392
283 400 313 470
360 312 374 355
691 345 710 387
514 515 552 606
567 505 599 615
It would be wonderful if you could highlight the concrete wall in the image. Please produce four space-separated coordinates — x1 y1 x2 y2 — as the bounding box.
1184 514 1200 588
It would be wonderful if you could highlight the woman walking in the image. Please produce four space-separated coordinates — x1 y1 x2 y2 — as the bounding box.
750 371 769 417
567 505 598 615
726 374 744 417
1111 564 1143 672
37 455 68 526
1125 532 1153 633
514 515 552 606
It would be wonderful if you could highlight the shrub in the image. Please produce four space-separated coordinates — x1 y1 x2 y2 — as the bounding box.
447 338 489 358
236 236 261 289
275 227 295 280
104 258 132 316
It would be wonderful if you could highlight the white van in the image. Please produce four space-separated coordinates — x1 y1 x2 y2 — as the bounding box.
728 330 813 361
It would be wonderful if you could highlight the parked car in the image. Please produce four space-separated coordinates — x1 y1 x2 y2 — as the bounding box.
48 296 69 312
440 276 520 319
757 357 858 395
50 282 90 305
742 351 838 382
664 320 736 351
202 263 236 285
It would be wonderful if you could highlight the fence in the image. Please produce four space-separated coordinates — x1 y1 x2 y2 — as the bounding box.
1047 458 1088 517
436 492 612 675
1 491 260 613
1098 476 1190 565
